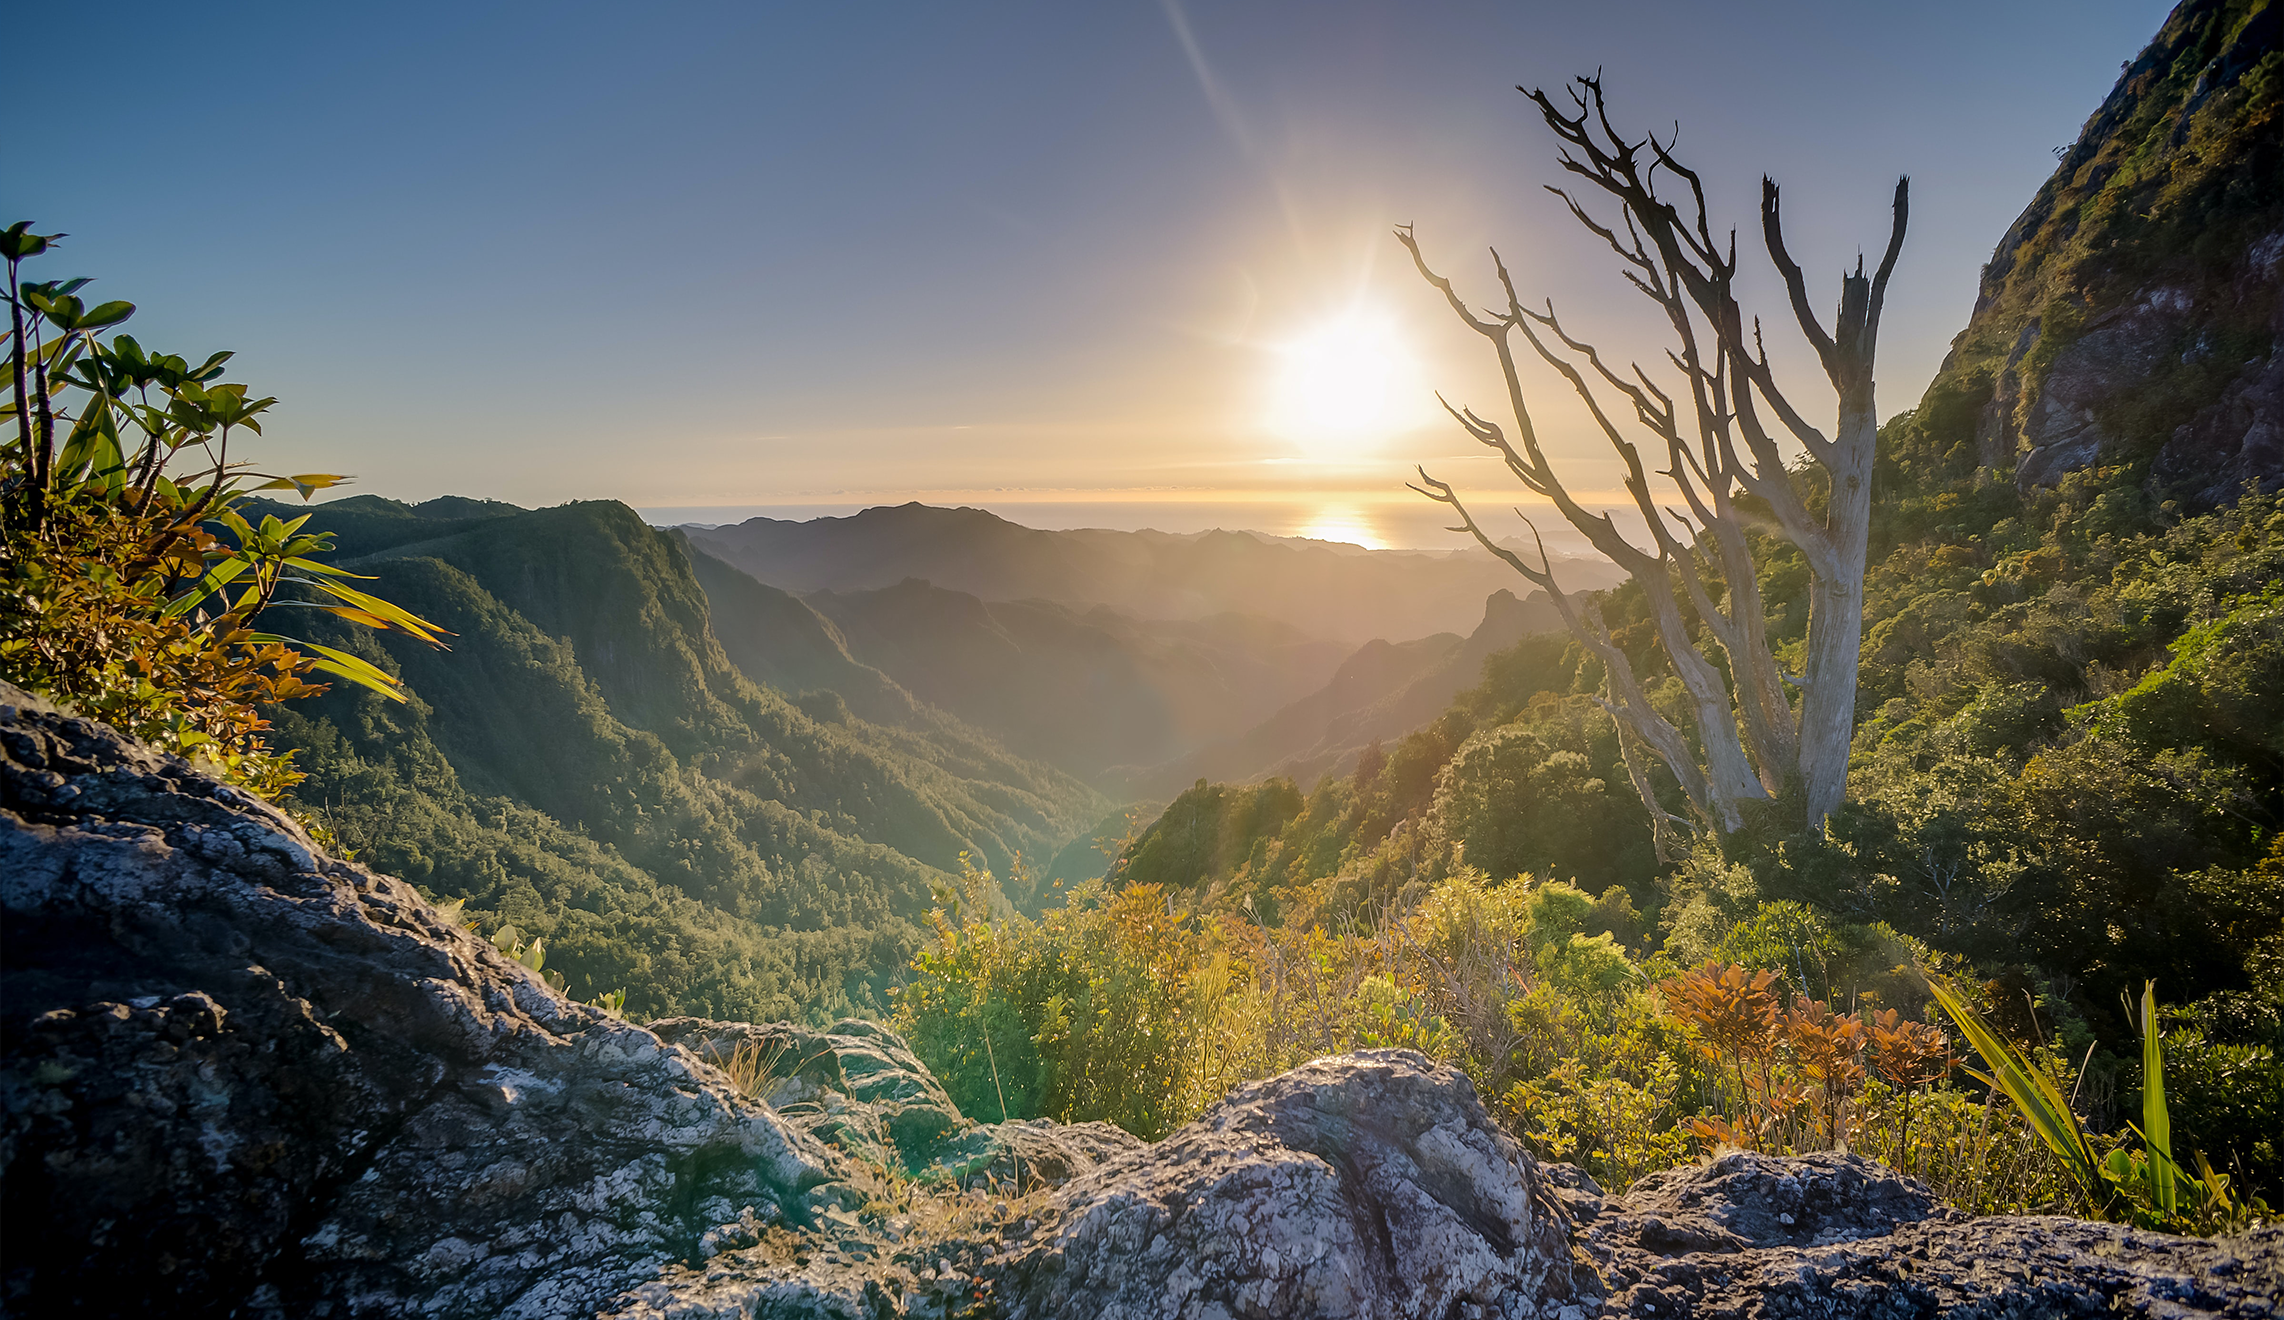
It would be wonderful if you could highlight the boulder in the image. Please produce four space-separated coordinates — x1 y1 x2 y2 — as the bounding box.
983 1050 1574 1320
1567 1149 2284 1319
0 686 836 1319
9 685 2282 1320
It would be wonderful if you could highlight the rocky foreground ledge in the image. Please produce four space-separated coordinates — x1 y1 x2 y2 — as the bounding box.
3 690 2277 1319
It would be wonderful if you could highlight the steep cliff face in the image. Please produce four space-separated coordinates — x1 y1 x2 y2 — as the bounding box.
1921 0 2280 504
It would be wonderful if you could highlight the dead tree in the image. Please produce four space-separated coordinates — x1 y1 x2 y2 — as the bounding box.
1404 76 1906 844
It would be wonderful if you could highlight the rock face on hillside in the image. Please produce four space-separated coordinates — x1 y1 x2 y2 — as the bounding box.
1921 0 2281 505
5 688 2279 1319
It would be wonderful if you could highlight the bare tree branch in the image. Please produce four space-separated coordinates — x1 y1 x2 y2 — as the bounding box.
1404 74 1907 833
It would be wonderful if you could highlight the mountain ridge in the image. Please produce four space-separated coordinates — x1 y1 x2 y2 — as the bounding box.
685 500 1622 643
794 577 1351 783
257 495 1108 1019
1117 586 1567 800
1921 0 2281 502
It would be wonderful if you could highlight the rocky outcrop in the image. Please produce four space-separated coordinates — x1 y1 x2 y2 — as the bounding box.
1998 242 2284 501
1917 0 2282 506
609 1059 2283 1320
0 686 837 1319
6 688 2279 1319
606 1049 1575 1320
1563 1150 2283 1319
984 1051 1572 1320
2149 235 2284 506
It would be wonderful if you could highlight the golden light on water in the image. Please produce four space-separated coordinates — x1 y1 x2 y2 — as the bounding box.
1267 309 1422 457
1295 506 1385 548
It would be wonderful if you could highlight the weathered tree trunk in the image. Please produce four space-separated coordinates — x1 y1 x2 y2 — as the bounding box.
1402 76 1905 841
1798 422 1874 827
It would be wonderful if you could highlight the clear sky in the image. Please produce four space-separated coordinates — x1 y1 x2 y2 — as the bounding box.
10 1 2173 549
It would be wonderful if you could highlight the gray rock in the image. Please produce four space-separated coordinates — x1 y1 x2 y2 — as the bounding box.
1569 1150 2284 1319
2153 235 2284 509
1992 232 2284 506
0 686 836 1319
982 1050 1573 1320
2008 285 2194 492
1607 1149 1938 1253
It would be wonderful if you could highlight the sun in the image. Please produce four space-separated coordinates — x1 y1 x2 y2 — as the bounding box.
1267 310 1419 454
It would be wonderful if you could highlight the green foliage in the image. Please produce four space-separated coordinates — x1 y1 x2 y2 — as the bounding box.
1112 688 1660 933
1112 777 1304 898
489 923 564 990
1928 973 2111 1211
1424 726 1625 883
259 501 1107 1022
2 222 444 797
897 866 1200 1138
1931 975 2267 1232
897 863 2086 1209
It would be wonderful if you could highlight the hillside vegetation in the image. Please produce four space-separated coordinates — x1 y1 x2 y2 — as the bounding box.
892 0 2284 1211
267 495 1107 1021
798 577 1350 781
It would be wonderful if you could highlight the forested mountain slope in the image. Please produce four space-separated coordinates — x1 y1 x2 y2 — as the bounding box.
682 537 931 729
1120 587 1566 801
1105 0 2282 1159
793 578 1349 782
263 496 1106 1020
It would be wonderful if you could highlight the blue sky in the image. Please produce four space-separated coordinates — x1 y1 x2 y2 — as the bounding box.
8 1 2173 547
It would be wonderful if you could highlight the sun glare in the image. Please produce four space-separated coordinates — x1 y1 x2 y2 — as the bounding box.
1296 507 1384 549
1268 310 1420 454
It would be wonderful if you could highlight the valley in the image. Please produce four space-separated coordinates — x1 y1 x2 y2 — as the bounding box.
6 1 2283 1314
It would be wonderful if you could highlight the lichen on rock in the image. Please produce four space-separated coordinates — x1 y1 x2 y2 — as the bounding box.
5 686 2279 1320
0 684 836 1319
